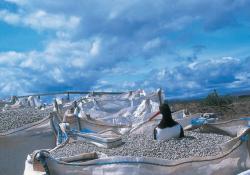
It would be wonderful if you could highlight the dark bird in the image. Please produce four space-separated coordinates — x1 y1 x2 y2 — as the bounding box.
154 103 184 141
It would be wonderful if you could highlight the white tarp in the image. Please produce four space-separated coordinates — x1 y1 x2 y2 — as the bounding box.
0 116 55 175
25 118 250 175
77 90 161 127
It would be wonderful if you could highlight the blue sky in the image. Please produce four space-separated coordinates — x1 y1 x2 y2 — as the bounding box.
0 0 250 99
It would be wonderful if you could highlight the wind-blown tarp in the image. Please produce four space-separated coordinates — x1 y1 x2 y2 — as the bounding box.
77 91 161 127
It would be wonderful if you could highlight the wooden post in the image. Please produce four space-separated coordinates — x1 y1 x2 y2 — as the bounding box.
53 99 59 113
11 96 17 104
129 91 132 96
158 88 163 105
67 92 70 101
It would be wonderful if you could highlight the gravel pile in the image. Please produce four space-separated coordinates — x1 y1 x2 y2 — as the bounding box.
0 107 52 133
51 131 231 160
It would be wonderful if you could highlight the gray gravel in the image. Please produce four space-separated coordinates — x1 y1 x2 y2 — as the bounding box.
51 131 231 160
0 107 52 133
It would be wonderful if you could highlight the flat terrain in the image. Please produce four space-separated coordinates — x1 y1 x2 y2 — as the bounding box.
169 95 250 120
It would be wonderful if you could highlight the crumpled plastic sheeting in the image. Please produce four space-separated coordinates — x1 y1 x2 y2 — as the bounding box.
77 91 161 127
3 96 45 110
172 110 187 119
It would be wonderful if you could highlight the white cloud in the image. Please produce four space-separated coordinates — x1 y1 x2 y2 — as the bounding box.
23 10 80 31
51 67 64 83
0 0 250 98
0 67 33 96
71 58 85 68
0 10 20 24
143 38 161 51
90 39 101 56
229 72 250 88
0 9 80 32
93 57 250 99
188 62 198 70
0 51 24 66
157 69 166 80
186 81 200 89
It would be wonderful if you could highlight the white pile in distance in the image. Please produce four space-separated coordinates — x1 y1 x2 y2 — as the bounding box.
0 107 52 133
51 130 231 160
78 92 160 126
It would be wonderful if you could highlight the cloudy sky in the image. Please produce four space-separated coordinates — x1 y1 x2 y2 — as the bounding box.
0 0 250 99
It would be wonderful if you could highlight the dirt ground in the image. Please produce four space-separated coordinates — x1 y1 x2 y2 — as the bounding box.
169 96 250 120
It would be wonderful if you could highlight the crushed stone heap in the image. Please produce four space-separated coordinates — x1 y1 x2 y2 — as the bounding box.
51 130 231 160
0 107 52 133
